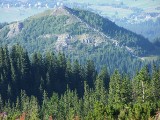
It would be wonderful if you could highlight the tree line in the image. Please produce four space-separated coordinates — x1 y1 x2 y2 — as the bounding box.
0 45 160 119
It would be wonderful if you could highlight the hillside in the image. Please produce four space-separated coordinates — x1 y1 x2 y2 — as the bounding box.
0 6 158 74
0 0 159 41
116 17 160 41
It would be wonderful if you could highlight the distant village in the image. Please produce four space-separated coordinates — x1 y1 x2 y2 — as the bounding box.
0 0 159 23
0 0 91 9
0 1 67 9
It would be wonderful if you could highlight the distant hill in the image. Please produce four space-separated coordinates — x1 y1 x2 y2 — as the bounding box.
117 18 160 41
0 6 158 74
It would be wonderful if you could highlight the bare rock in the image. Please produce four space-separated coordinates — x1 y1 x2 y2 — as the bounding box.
7 22 23 38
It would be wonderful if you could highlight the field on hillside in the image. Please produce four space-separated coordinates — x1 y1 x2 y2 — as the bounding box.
91 5 133 18
67 0 160 9
0 7 48 23
0 0 160 23
66 0 160 19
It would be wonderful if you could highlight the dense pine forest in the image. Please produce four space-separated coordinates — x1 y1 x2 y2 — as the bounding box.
0 45 160 119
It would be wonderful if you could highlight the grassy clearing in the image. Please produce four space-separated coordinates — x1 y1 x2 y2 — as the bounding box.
141 55 159 61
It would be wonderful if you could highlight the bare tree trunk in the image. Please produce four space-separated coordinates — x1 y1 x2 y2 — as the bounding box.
142 81 145 102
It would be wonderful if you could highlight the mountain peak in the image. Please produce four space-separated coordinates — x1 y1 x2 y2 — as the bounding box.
28 6 72 19
51 6 71 16
0 6 156 57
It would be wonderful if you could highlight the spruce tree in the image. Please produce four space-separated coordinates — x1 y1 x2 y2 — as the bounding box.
151 65 160 102
97 66 110 90
94 77 107 105
86 60 97 88
133 66 151 103
108 70 121 106
120 75 132 104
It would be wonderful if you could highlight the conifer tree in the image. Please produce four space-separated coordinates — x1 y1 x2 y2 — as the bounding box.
72 60 84 95
31 52 43 97
120 75 132 104
41 90 49 120
133 66 151 103
21 51 31 94
0 94 3 111
97 66 110 90
86 60 96 88
3 45 11 82
151 65 160 102
65 60 72 88
83 81 90 117
28 96 39 120
108 70 121 106
57 53 67 93
94 77 107 105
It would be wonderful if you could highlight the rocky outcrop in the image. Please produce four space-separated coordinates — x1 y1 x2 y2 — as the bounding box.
7 22 23 38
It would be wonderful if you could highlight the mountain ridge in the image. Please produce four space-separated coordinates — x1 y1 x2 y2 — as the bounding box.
0 6 158 74
5 6 155 56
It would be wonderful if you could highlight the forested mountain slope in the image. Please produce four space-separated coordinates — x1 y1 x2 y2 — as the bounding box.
0 45 160 120
0 6 158 74
0 6 160 120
